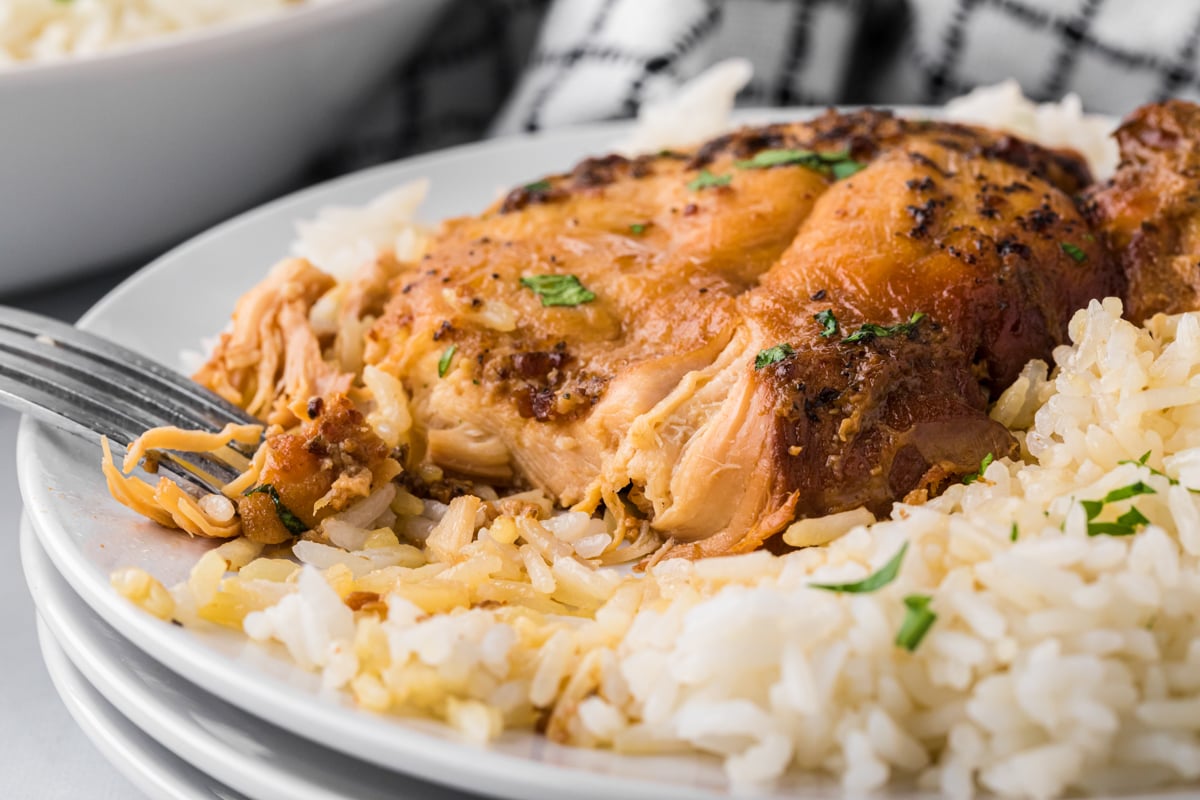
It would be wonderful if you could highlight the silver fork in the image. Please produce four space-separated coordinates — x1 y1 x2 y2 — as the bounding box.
0 305 261 496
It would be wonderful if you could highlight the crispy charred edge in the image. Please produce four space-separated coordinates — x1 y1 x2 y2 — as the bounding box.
498 152 670 214
895 146 1119 392
1079 100 1200 323
472 343 610 423
497 109 1094 217
237 394 393 544
1110 98 1200 170
686 109 1094 195
753 320 1016 551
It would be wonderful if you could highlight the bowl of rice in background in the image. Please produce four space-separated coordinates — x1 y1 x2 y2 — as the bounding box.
0 0 447 292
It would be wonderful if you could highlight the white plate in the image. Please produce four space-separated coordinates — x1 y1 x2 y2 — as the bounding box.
22 518 469 800
17 114 894 800
35 619 248 800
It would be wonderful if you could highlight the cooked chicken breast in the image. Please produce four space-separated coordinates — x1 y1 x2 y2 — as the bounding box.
355 109 1122 555
1085 100 1200 323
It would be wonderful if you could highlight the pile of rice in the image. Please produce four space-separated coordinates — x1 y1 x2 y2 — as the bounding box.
0 0 328 66
114 78 1200 799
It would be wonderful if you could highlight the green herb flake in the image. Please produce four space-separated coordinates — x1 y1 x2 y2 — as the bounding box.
896 594 937 652
629 223 649 235
243 484 307 536
1119 451 1177 482
754 343 796 370
814 309 839 338
1101 481 1157 504
687 169 733 191
1088 509 1150 537
735 148 865 181
831 159 867 180
520 274 597 307
523 179 552 193
1010 522 1019 542
735 149 821 170
811 542 908 594
1081 481 1157 537
842 312 927 344
962 452 996 485
437 345 457 378
1060 242 1088 263
1118 452 1200 493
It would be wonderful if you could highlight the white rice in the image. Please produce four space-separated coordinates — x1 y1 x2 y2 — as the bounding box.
0 0 328 67
614 58 754 157
945 79 1120 180
130 79 1200 798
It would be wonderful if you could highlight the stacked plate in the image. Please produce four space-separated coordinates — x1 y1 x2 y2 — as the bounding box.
17 119 837 800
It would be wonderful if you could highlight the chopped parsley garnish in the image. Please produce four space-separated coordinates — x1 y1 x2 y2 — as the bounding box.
1118 450 1194 489
629 223 649 235
687 169 732 191
523 179 552 193
754 343 796 369
1060 242 1088 263
896 594 937 651
962 452 995 485
814 309 839 338
735 148 866 180
735 149 821 169
437 345 457 378
811 542 908 593
243 484 307 536
1081 481 1157 536
1010 522 1019 542
520 274 596 307
841 312 927 344
1088 507 1150 537
1097 481 1156 504
831 159 867 180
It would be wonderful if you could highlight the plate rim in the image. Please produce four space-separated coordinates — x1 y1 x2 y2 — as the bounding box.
34 616 247 800
22 517 472 800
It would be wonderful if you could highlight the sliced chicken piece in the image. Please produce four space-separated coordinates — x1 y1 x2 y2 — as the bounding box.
1084 100 1200 322
199 109 1122 557
620 139 1118 556
368 131 833 503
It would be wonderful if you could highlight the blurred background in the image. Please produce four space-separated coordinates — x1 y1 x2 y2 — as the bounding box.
3 0 1197 301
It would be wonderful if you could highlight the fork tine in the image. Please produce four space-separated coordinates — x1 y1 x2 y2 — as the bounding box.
0 325 259 456
0 356 244 491
0 366 217 496
0 305 259 428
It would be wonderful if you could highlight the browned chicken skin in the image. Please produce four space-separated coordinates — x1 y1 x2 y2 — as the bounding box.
238 395 393 544
1085 100 1200 323
356 109 1123 555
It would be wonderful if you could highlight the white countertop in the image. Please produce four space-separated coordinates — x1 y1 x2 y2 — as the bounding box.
1 268 149 799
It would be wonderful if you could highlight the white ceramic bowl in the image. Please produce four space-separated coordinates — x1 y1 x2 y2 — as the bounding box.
0 0 447 292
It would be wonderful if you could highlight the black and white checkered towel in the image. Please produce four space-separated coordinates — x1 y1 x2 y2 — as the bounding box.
323 0 1200 173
